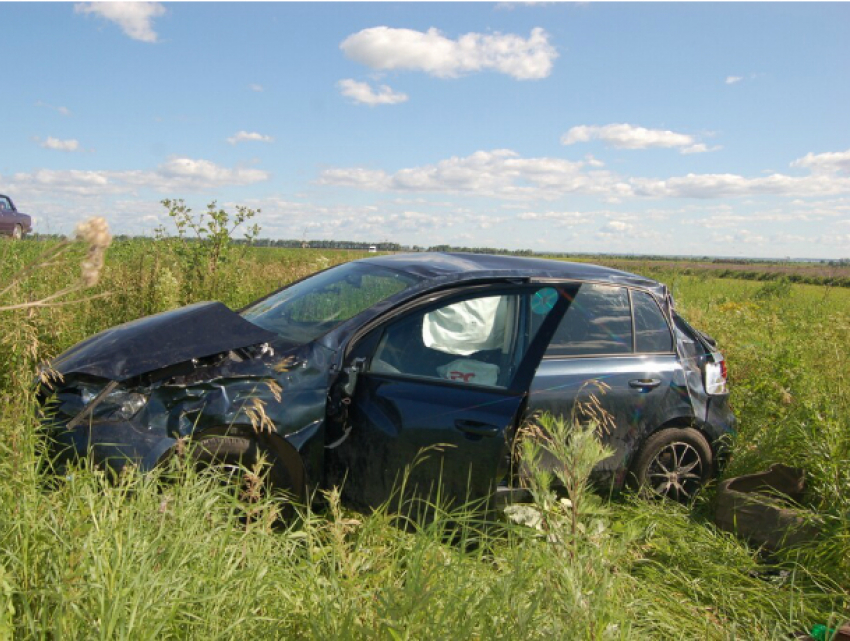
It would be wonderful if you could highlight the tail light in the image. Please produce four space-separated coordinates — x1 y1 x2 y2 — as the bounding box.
705 358 728 395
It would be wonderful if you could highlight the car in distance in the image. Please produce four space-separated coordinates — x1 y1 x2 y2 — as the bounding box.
0 195 33 239
38 253 735 507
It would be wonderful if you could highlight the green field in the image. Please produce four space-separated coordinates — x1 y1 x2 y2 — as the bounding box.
1 237 848 639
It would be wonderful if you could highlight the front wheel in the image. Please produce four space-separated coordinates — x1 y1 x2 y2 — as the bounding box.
11 224 22 240
630 427 713 502
191 435 294 504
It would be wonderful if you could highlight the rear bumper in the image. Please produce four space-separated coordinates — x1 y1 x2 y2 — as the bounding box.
703 393 736 468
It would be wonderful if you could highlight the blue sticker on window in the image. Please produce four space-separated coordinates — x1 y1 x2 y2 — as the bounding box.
531 287 558 315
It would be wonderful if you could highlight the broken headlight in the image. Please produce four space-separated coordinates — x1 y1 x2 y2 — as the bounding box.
76 383 149 421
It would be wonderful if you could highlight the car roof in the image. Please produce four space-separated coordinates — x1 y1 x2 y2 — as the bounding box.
356 252 663 291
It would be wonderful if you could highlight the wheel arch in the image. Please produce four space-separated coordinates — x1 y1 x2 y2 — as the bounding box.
187 424 308 501
628 416 717 478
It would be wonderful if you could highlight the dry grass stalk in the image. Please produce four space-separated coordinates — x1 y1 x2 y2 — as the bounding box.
0 216 113 312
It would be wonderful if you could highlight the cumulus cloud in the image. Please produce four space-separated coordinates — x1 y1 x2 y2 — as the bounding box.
681 143 723 155
584 154 605 168
39 137 81 152
561 123 698 151
319 149 623 200
74 2 166 43
319 147 850 202
337 79 409 106
725 76 743 84
517 210 593 226
226 131 274 145
629 171 850 200
150 157 269 190
601 220 632 232
3 157 268 198
340 26 557 80
791 148 850 175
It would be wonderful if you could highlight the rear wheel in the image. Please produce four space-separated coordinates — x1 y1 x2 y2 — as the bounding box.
630 427 713 502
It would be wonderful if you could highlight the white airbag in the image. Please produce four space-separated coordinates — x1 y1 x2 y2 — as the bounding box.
422 296 506 356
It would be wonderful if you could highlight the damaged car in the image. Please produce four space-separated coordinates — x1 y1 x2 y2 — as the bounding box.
38 253 735 507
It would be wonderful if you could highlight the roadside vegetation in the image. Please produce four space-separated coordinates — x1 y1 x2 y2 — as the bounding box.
0 220 848 639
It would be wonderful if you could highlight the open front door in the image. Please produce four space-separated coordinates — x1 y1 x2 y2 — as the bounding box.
331 284 568 511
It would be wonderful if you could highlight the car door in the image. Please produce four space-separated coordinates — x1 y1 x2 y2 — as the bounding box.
0 197 13 234
330 283 568 511
527 284 693 490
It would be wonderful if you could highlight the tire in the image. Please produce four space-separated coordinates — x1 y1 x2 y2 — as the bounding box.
11 224 22 240
630 427 713 502
190 435 294 500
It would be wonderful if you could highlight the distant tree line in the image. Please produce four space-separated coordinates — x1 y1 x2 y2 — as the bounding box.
22 233 849 267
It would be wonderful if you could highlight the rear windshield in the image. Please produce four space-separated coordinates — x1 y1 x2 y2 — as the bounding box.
242 262 421 344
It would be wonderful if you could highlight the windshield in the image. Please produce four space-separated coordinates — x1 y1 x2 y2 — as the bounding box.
241 261 422 344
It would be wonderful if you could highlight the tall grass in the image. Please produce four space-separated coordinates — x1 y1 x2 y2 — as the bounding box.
1 238 848 639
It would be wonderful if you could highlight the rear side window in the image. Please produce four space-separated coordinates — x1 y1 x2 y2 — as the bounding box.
632 290 673 353
545 284 632 357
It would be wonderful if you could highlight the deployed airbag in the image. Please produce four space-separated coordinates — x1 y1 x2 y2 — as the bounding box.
422 296 507 356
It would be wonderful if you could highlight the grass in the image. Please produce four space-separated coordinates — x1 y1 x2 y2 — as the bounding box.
0 237 848 639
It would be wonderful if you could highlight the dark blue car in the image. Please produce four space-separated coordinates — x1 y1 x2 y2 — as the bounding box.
40 253 734 506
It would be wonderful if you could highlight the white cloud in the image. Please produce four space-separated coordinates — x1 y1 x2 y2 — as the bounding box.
818 233 850 247
596 220 661 242
791 148 850 176
337 79 409 106
249 84 264 92
340 26 557 80
584 153 605 168
602 220 631 232
75 2 166 43
35 101 71 116
561 123 696 150
320 147 850 202
39 137 81 152
681 143 722 155
517 210 594 226
3 157 268 198
629 171 850 200
150 158 268 190
226 131 274 145
725 76 743 84
319 149 623 200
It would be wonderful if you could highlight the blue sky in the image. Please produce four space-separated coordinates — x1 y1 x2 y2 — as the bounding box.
2 2 849 258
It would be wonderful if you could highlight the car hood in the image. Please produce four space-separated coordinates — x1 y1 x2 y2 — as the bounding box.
51 301 279 382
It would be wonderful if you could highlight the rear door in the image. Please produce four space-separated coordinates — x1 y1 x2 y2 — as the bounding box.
528 284 692 489
332 284 567 510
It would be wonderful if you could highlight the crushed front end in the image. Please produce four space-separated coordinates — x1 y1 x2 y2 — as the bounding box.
36 302 332 488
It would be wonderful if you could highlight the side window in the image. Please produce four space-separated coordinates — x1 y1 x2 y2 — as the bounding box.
368 288 558 388
632 290 673 353
0 197 9 211
545 284 632 357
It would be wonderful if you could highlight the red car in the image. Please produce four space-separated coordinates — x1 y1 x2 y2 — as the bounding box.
0 195 33 239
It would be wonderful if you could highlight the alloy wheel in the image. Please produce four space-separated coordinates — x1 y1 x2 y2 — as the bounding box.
646 440 704 501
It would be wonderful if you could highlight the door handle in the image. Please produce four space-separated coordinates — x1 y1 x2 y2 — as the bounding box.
629 378 661 390
454 420 500 437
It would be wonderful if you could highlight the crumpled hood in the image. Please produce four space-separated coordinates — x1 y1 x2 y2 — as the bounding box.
51 301 279 382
